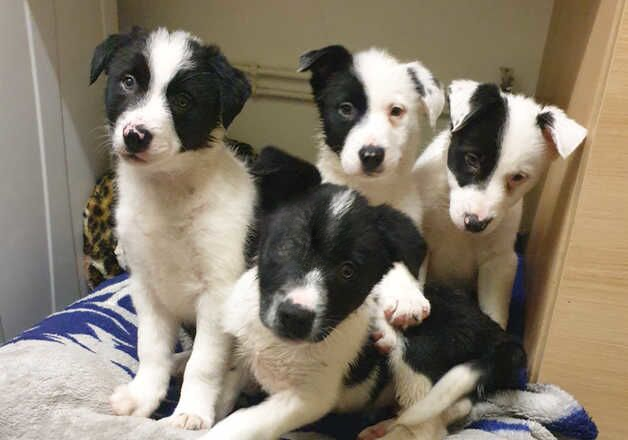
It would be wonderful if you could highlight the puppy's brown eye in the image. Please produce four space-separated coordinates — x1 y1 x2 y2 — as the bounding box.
121 74 136 92
171 93 192 113
338 102 356 119
464 152 481 172
339 261 356 280
389 105 405 118
507 172 529 191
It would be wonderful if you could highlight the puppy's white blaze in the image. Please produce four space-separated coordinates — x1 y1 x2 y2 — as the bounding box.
330 189 356 219
284 269 324 312
146 28 194 91
286 286 318 311
395 363 481 429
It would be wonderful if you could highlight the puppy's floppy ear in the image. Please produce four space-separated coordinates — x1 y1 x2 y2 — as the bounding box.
90 26 143 85
297 45 352 90
405 62 445 128
374 205 427 278
208 49 252 128
448 80 506 133
251 146 321 214
537 106 587 158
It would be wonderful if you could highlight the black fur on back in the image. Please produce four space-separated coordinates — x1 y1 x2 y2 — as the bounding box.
401 284 527 397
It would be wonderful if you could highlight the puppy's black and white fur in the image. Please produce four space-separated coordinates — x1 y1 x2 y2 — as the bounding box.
203 149 525 440
204 178 422 440
90 27 255 429
299 45 445 334
358 287 526 440
414 80 587 328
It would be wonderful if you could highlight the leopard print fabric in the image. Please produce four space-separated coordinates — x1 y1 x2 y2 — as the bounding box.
83 169 123 290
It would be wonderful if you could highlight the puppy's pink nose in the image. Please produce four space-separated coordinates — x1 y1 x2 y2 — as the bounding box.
463 214 493 233
123 124 152 154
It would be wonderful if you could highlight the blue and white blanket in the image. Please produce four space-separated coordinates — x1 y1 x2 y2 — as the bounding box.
0 274 597 440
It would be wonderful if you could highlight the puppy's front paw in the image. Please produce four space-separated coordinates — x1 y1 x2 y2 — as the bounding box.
110 383 162 417
358 418 396 440
163 412 210 430
371 324 399 354
382 292 430 329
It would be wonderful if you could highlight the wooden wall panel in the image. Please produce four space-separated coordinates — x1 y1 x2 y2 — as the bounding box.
529 1 628 438
524 0 624 375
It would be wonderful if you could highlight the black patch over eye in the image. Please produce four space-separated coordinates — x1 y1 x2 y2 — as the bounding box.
338 102 356 119
121 74 136 92
339 261 356 280
170 92 193 114
464 152 481 172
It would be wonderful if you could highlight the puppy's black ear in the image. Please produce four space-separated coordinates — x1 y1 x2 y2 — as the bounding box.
208 49 251 128
90 26 143 85
537 106 587 158
251 146 321 213
374 205 427 277
297 45 352 91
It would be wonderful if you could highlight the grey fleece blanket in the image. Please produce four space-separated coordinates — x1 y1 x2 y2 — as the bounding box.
0 274 597 440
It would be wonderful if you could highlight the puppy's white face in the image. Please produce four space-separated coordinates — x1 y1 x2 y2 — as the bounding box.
90 27 250 167
340 51 425 177
110 30 194 165
300 46 444 180
446 80 587 234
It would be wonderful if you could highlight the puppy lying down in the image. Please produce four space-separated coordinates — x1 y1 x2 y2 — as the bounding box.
202 149 526 440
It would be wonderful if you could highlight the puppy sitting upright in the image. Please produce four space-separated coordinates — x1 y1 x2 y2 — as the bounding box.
299 45 445 329
415 80 587 327
89 27 255 429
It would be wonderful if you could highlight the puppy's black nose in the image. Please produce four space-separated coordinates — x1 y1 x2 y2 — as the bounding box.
359 146 385 173
123 125 152 154
275 301 315 341
464 214 493 233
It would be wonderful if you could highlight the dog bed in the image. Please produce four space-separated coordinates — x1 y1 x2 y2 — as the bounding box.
0 273 596 440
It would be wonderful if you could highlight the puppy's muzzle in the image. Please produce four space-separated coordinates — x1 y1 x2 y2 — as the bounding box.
274 300 316 341
123 124 153 154
463 214 493 233
359 146 385 174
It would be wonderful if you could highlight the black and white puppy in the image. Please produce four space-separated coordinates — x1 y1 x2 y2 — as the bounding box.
414 80 587 328
200 149 525 440
358 287 527 440
90 27 255 429
203 173 426 440
298 45 445 332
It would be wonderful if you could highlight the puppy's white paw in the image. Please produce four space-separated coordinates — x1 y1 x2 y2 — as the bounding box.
371 323 399 354
358 418 396 440
382 292 430 329
110 383 162 417
163 412 210 430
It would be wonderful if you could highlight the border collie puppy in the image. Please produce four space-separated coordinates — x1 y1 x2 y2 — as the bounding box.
203 181 426 440
202 149 525 440
357 286 526 440
413 80 587 328
89 27 255 429
298 45 445 331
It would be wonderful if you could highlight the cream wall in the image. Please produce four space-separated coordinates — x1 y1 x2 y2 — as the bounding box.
118 0 554 161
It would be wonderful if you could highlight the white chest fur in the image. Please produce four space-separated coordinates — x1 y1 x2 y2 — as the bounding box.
224 268 372 401
116 146 256 322
414 135 520 287
318 147 423 226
